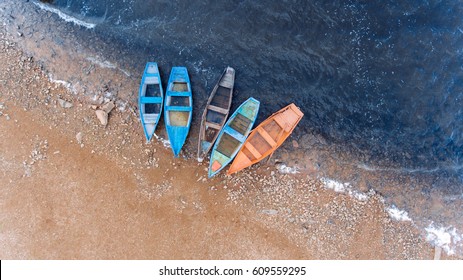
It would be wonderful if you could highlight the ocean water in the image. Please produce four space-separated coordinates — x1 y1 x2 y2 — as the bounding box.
2 0 463 254
41 0 463 173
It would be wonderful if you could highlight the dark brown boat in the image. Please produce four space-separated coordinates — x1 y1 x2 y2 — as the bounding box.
197 67 235 162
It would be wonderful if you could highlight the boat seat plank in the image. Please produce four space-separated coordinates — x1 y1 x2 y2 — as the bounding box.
229 113 252 135
273 115 292 132
167 91 191 97
208 105 228 114
219 79 233 88
245 142 262 159
140 96 163 104
223 126 246 143
144 76 159 83
165 106 192 112
206 122 222 130
258 128 277 146
143 114 159 122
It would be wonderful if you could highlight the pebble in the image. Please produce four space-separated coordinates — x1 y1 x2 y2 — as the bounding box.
76 132 82 144
58 98 73 108
102 101 115 113
262 209 279 215
95 110 108 126
292 140 299 148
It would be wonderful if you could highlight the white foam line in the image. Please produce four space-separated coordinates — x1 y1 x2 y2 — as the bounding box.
320 177 369 201
386 205 412 222
119 69 131 77
277 164 299 174
86 56 131 77
357 163 462 174
34 2 96 29
425 223 463 255
86 57 116 69
320 177 463 256
46 74 76 94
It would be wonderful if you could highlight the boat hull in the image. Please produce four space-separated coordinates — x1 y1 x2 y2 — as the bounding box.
139 62 164 142
197 67 235 162
164 67 193 157
208 97 260 177
227 103 303 175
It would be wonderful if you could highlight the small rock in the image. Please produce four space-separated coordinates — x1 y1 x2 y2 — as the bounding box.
102 101 115 113
95 110 108 126
96 96 104 105
90 105 98 110
434 247 442 260
76 132 83 144
261 209 278 215
292 140 299 148
58 98 73 108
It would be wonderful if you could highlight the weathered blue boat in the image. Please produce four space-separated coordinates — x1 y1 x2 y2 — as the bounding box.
208 97 260 178
139 62 164 142
164 67 193 157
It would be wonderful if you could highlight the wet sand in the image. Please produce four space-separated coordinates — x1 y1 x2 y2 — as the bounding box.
1 26 459 260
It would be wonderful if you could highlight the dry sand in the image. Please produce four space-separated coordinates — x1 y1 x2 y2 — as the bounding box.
0 27 458 260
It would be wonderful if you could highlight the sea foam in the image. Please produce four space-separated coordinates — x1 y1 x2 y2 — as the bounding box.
425 224 463 255
34 1 97 29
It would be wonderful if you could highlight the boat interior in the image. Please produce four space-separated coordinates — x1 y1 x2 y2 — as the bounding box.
229 113 253 135
144 84 162 114
216 132 241 158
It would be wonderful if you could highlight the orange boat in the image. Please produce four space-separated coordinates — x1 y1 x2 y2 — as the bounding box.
227 103 303 175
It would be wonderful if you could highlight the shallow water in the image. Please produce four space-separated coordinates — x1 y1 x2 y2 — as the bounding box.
1 0 462 255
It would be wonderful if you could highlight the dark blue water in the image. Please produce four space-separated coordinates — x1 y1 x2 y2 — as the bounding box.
43 0 463 175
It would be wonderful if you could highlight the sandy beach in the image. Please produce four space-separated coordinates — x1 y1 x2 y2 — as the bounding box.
1 24 460 260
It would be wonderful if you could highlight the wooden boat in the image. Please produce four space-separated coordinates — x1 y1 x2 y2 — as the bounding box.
164 67 193 157
227 103 303 175
197 67 235 162
208 97 260 178
139 62 163 142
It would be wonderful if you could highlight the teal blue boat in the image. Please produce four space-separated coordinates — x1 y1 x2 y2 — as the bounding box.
164 67 193 157
208 97 260 177
139 62 163 142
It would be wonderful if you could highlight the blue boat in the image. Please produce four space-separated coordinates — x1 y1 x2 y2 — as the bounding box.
139 62 163 142
164 67 193 157
208 97 260 178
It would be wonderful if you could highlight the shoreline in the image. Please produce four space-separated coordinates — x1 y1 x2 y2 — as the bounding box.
0 4 462 259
